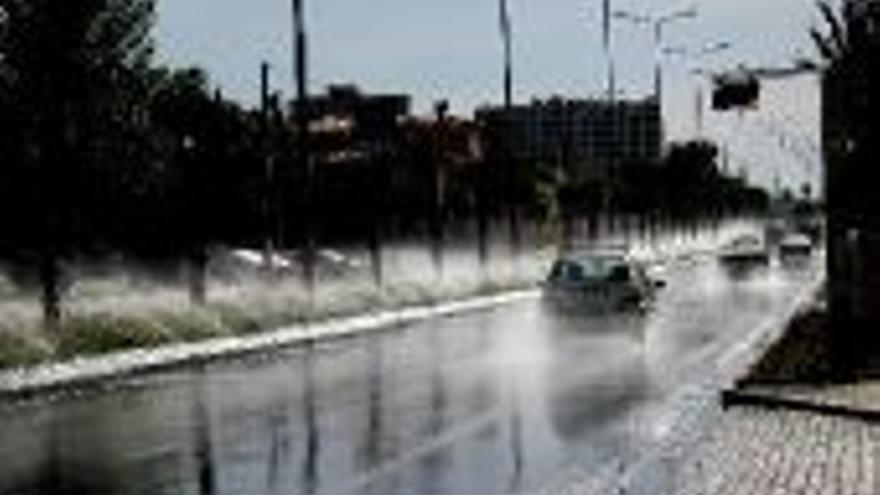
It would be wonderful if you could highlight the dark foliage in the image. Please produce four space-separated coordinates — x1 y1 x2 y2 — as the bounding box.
0 0 156 320
816 0 880 372
0 0 770 322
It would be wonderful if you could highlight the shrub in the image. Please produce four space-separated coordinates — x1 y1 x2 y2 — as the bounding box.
55 314 174 358
0 329 53 369
154 309 230 342
212 303 269 335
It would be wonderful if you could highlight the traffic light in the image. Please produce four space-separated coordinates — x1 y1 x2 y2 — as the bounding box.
712 72 760 111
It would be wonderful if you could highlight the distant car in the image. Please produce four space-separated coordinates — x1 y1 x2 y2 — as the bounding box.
284 248 365 277
211 248 297 281
542 248 662 312
779 233 813 258
719 234 770 265
213 247 365 281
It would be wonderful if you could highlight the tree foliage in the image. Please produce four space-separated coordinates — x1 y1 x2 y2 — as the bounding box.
0 0 155 248
0 0 155 320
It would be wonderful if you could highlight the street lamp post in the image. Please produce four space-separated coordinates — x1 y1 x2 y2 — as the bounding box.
612 8 697 236
612 7 698 106
653 9 698 102
607 6 695 238
663 41 733 229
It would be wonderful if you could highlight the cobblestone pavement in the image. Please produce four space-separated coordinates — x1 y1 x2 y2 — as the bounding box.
536 395 879 495
664 407 879 495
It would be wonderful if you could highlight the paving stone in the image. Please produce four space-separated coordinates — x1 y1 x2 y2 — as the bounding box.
536 402 879 495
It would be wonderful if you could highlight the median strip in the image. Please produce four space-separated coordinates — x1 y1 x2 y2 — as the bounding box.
0 289 538 400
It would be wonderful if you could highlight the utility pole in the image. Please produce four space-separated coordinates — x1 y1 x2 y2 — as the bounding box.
499 0 521 258
653 21 663 104
292 0 315 292
500 0 512 110
601 0 615 242
431 101 448 277
260 62 276 274
696 83 704 138
602 0 616 101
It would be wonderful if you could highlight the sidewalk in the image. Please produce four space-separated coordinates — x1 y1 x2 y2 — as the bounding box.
664 292 880 495
538 388 879 495
659 404 878 495
705 307 880 494
627 294 880 494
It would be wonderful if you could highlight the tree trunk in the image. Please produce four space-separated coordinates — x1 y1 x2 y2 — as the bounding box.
188 248 208 306
40 250 62 330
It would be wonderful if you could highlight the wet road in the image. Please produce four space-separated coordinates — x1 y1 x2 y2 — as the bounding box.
0 253 822 495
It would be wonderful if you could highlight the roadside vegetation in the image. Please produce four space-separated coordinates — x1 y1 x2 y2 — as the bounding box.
0 223 744 371
0 244 550 369
0 0 769 370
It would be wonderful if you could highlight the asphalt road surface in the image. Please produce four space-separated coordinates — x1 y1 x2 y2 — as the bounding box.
0 252 822 495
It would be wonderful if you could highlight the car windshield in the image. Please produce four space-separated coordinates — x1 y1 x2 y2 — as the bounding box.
729 235 762 248
551 254 626 282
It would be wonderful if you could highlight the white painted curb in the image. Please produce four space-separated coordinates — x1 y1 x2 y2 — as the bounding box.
0 289 538 397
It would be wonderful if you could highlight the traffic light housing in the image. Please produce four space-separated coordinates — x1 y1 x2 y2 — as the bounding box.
712 72 760 111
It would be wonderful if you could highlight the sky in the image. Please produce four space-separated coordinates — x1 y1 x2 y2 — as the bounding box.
155 0 829 193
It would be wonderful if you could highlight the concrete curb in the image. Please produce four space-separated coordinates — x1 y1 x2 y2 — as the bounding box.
713 270 880 423
718 271 826 391
0 289 539 401
720 389 880 423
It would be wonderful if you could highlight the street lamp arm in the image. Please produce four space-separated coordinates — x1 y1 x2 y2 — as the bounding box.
701 41 732 55
612 10 651 24
613 6 698 27
662 46 689 56
658 5 698 24
663 41 733 58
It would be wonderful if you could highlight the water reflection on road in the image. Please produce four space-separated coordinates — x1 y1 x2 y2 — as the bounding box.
0 254 821 495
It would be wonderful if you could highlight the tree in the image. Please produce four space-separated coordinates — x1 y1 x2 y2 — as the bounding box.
146 68 229 304
813 0 880 374
0 0 155 326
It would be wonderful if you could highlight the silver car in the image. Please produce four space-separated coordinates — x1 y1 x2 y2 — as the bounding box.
542 249 662 312
718 234 770 265
779 233 813 258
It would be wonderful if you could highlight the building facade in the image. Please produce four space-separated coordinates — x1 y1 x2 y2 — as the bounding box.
476 97 661 180
291 84 411 163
